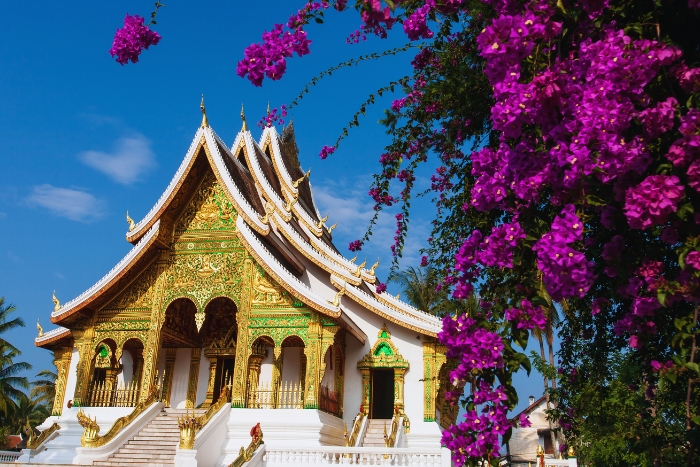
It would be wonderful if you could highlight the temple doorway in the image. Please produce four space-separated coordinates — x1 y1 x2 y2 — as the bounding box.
370 369 394 419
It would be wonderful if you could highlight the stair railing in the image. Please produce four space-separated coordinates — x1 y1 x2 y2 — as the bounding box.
25 422 60 450
346 411 366 447
78 384 160 448
228 423 264 467
178 385 232 449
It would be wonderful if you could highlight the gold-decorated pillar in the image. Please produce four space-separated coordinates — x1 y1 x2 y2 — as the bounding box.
140 250 170 402
72 328 95 406
200 356 217 408
52 347 72 416
360 368 371 415
304 317 323 409
247 343 265 394
394 368 406 414
231 259 254 408
162 348 177 406
423 341 436 421
186 348 202 408
272 346 283 408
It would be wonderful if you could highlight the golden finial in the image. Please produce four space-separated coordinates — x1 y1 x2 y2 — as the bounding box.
349 254 358 263
328 282 346 307
267 102 271 115
368 258 380 275
52 291 61 312
396 293 401 300
327 222 338 235
354 258 367 277
240 104 248 131
126 211 135 232
36 319 44 337
536 444 544 456
316 213 329 229
200 95 209 128
567 446 575 457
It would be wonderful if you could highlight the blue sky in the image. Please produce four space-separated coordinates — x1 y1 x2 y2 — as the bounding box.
0 0 548 415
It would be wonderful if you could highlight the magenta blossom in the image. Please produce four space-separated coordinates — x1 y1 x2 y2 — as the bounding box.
624 175 685 230
109 14 161 65
686 251 700 270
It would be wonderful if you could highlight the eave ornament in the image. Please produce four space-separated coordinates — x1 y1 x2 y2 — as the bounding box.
316 214 329 229
36 319 44 337
52 291 61 312
126 211 136 232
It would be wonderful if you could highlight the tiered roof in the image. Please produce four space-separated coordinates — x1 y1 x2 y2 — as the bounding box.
37 111 442 348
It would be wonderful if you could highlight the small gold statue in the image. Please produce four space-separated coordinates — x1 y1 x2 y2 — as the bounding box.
52 291 61 312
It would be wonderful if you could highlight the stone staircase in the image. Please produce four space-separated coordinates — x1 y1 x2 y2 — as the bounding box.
360 419 390 447
93 408 205 467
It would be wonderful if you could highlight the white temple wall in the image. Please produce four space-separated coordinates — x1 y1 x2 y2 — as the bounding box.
340 297 427 428
63 346 80 409
259 344 274 385
195 349 209 406
281 346 301 386
300 261 342 302
117 350 134 386
171 348 191 408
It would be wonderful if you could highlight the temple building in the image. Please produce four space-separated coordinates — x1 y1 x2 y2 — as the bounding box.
24 103 456 467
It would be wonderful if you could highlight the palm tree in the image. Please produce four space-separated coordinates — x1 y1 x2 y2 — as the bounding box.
6 392 50 434
30 370 56 411
0 298 25 353
389 266 455 317
0 344 31 422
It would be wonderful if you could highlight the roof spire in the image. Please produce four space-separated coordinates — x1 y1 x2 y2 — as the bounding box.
241 104 248 131
200 95 209 128
267 102 271 115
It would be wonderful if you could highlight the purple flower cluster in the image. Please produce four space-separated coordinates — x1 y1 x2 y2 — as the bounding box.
476 221 525 268
624 175 685 230
319 145 336 159
533 205 595 301
348 240 363 252
505 299 547 330
403 1 434 41
439 314 504 378
109 15 161 65
257 105 288 129
237 3 329 86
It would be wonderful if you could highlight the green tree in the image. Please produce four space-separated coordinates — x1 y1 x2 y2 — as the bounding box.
0 298 30 424
6 392 50 435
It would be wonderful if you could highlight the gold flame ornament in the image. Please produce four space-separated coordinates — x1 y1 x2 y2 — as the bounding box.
328 282 346 307
126 211 135 232
240 104 247 131
52 291 61 312
292 168 311 188
284 192 298 212
349 254 358 263
327 222 338 235
261 203 275 224
368 258 380 275
36 319 44 337
354 258 367 277
316 213 329 229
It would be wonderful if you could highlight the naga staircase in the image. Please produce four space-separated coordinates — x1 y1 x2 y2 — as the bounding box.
93 408 205 467
360 419 390 447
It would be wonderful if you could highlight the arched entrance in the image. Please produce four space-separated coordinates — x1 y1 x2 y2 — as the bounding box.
357 325 409 419
199 297 238 407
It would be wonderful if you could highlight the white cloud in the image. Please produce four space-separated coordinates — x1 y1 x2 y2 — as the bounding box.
79 133 156 184
27 185 105 222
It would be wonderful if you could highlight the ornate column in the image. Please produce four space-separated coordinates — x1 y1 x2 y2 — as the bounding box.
186 348 202 408
134 352 144 395
394 368 406 414
52 347 72 416
303 315 323 409
272 347 283 408
360 368 371 415
162 348 177 406
200 355 217 408
422 341 436 422
140 250 170 402
231 259 254 408
72 327 95 406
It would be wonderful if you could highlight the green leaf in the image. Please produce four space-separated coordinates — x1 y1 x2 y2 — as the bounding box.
315 18 324 24
691 415 700 426
685 362 700 375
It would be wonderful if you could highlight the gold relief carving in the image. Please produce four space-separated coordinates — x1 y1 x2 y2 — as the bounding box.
96 320 150 332
175 171 236 234
102 261 159 313
231 259 255 408
186 348 201 409
252 269 293 306
52 347 72 416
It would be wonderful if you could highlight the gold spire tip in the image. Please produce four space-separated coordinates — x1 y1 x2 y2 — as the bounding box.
240 104 248 131
267 102 271 115
200 95 209 128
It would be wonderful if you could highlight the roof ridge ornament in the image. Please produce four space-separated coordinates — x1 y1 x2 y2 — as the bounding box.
328 282 346 307
354 258 367 277
36 319 44 337
284 192 299 212
261 202 276 224
240 104 248 131
349 254 358 263
292 168 311 188
316 213 329 229
368 258 380 275
200 95 209 128
327 222 338 235
267 102 271 115
126 211 136 232
52 291 61 312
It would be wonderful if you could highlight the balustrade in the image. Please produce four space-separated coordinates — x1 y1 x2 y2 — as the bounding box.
246 380 304 409
263 447 445 466
86 379 139 407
